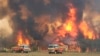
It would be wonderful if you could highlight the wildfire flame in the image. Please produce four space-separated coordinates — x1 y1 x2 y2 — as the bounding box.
57 4 78 38
79 21 96 40
17 31 30 46
55 3 98 52
57 3 97 40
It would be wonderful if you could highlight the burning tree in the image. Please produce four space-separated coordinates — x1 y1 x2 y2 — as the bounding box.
16 31 30 46
0 0 100 52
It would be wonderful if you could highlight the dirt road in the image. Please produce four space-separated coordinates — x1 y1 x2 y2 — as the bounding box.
0 52 100 56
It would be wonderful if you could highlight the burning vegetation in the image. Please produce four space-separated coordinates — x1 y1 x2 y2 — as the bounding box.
0 0 100 52
16 31 30 46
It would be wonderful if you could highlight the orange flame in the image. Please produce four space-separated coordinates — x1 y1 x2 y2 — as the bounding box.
55 3 98 52
64 20 73 32
79 21 96 40
57 4 97 40
57 4 78 38
68 4 77 21
17 31 30 46
55 4 79 51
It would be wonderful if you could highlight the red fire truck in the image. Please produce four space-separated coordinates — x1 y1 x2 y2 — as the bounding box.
11 44 31 53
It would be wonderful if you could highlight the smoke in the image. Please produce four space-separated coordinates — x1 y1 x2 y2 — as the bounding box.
0 16 13 38
0 0 13 38
0 0 14 48
0 0 100 51
83 0 100 34
0 0 8 19
90 0 100 12
8 0 86 41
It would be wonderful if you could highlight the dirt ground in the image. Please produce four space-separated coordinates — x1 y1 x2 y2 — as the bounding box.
0 51 100 56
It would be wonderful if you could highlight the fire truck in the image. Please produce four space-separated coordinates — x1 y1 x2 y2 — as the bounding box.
11 44 31 53
48 44 64 54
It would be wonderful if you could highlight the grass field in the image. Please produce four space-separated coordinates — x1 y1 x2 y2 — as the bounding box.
0 51 100 56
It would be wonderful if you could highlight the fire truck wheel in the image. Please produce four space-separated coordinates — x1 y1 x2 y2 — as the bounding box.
48 52 55 54
60 52 62 54
48 52 52 54
49 52 54 54
24 51 29 53
56 52 62 54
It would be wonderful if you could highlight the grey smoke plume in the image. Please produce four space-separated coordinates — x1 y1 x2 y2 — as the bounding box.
0 0 100 51
8 0 86 41
83 0 100 34
0 0 13 38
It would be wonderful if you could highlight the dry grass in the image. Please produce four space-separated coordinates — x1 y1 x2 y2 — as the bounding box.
0 51 100 56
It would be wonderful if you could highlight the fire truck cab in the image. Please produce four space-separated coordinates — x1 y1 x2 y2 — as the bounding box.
48 44 64 54
11 44 31 53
